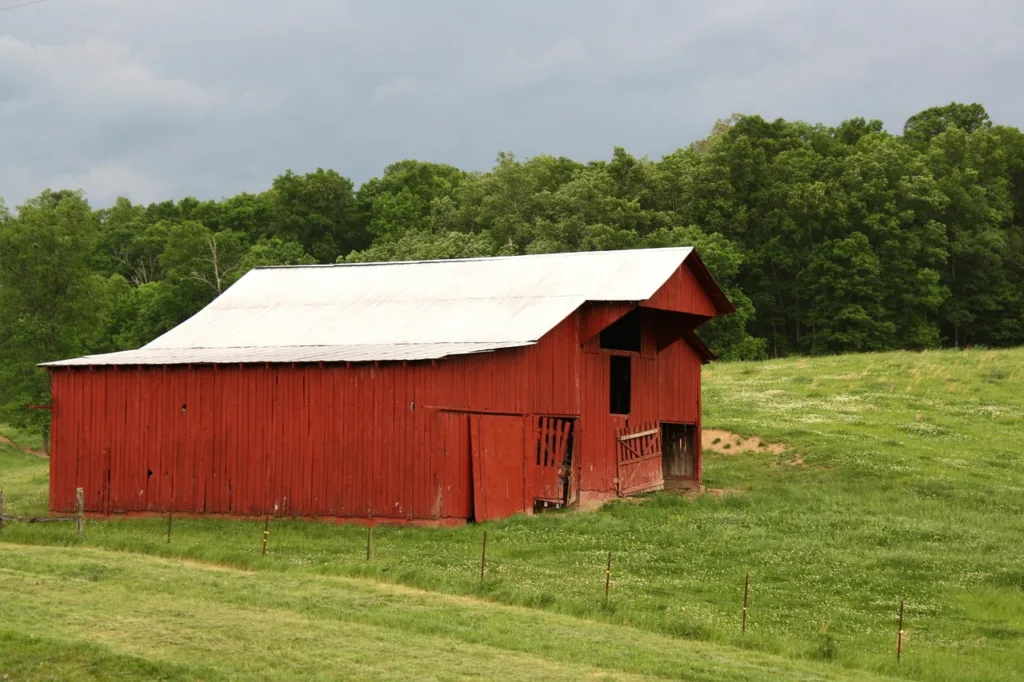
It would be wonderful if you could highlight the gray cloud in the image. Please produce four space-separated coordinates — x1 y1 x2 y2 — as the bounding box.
1 0 1022 207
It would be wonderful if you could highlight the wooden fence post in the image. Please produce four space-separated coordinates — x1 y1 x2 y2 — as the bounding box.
605 552 613 603
167 512 173 544
75 488 84 536
742 573 750 633
480 530 488 584
366 525 372 560
897 600 905 662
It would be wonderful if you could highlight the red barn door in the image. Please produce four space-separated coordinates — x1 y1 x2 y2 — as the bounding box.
469 414 527 522
615 421 664 495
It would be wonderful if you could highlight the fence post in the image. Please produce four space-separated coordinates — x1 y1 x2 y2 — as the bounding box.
480 530 488 584
262 515 270 555
167 512 173 544
897 600 904 662
366 525 372 561
605 552 613 603
742 573 750 633
75 488 84 536
0 489 5 532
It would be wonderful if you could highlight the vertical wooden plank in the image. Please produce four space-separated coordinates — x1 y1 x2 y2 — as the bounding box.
336 366 347 517
323 366 336 516
229 366 241 514
370 366 382 517
269 365 281 514
344 365 355 518
245 366 257 515
121 369 132 512
470 414 528 522
213 366 225 514
406 365 419 519
48 372 61 512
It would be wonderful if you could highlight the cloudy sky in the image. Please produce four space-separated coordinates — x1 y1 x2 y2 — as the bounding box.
2 0 1022 208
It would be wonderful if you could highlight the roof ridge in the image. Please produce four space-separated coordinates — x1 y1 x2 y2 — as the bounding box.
254 246 692 270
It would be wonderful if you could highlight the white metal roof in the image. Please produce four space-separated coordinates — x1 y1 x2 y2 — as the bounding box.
46 247 696 366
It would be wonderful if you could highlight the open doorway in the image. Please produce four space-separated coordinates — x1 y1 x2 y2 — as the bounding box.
533 416 575 512
661 423 696 481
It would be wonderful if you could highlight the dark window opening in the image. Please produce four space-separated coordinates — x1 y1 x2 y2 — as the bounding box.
600 310 642 352
610 355 631 415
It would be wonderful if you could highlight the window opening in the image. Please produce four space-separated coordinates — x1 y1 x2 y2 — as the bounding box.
609 355 631 415
600 309 642 352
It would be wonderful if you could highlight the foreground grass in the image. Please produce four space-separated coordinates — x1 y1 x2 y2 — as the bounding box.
0 544 889 681
2 347 1022 680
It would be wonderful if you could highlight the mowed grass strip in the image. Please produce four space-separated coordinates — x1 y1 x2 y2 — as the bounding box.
2 348 1022 681
0 544 890 682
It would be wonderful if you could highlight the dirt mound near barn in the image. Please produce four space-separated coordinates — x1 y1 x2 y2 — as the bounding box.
702 429 786 455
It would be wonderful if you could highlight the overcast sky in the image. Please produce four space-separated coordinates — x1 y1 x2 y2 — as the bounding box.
2 0 1022 208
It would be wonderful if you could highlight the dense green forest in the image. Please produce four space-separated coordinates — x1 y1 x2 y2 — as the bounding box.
2 102 1023 434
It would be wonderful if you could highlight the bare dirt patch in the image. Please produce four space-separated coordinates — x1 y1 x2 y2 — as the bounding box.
702 429 786 455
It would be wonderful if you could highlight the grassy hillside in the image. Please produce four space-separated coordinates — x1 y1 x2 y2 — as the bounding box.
0 544 894 681
1 347 1022 681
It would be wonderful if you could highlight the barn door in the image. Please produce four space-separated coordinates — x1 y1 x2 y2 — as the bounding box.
469 414 528 522
615 421 664 496
661 423 696 479
533 416 575 507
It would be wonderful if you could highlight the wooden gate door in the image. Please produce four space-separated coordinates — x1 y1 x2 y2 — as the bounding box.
533 417 574 505
470 414 528 522
615 421 664 496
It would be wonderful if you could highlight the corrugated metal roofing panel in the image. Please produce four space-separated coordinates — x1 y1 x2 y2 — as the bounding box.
148 296 585 348
46 247 697 366
43 342 531 367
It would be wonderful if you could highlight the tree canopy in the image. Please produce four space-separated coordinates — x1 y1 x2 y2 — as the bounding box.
3 102 1023 433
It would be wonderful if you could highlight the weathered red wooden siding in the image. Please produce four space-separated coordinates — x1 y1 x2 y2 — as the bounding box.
642 262 717 317
525 315 580 416
49 353 529 519
656 339 701 424
578 302 635 344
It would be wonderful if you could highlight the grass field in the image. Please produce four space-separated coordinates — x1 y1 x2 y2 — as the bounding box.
0 544 896 681
0 422 44 452
1 348 1022 680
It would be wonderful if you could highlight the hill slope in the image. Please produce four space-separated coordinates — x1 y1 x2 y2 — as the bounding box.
0 544 893 681
1 348 1022 680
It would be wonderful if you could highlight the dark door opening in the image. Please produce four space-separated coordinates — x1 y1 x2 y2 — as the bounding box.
609 355 631 415
533 416 575 512
661 423 696 480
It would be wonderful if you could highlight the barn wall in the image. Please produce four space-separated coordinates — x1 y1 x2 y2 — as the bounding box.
49 354 532 519
656 339 702 424
524 315 580 416
574 304 706 497
641 261 717 317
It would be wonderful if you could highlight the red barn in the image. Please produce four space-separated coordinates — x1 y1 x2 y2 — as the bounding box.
45 247 732 523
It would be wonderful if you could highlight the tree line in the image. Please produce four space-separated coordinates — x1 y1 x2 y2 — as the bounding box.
2 102 1022 434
